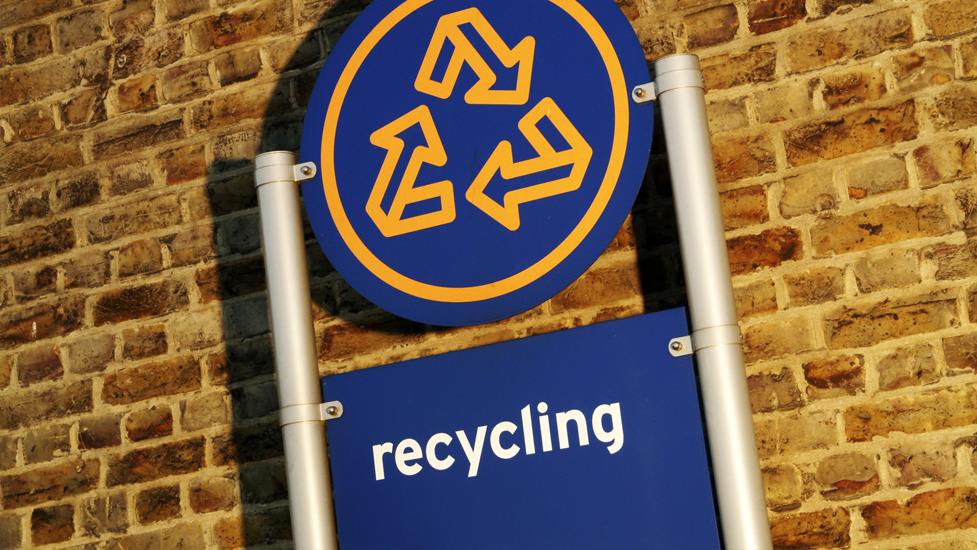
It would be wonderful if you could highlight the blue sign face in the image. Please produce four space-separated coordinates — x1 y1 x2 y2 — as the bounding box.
300 0 654 326
321 309 721 549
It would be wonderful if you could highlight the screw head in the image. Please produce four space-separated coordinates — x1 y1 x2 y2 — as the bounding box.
634 87 646 98
670 340 684 352
326 405 339 417
301 165 313 176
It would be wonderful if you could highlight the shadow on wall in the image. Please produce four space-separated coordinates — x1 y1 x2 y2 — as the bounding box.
206 0 686 546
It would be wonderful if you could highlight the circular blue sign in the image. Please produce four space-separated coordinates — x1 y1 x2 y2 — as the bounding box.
300 0 653 326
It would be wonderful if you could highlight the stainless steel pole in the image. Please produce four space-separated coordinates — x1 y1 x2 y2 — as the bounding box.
254 151 339 550
653 54 773 549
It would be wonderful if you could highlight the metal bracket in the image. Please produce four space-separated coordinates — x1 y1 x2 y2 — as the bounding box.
294 161 317 182
692 324 743 351
631 82 656 104
279 400 344 427
668 335 693 357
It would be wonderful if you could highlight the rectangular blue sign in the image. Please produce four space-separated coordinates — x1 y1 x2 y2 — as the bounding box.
321 308 721 549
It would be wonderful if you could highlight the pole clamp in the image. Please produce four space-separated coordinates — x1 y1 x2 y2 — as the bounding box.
279 401 344 427
668 324 743 358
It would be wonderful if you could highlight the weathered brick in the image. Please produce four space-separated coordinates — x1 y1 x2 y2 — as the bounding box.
734 278 778 318
266 33 322 74
747 0 805 35
61 87 108 128
215 507 293 550
23 423 71 464
928 85 977 132
0 0 72 27
888 442 955 488
1 48 108 108
215 46 261 85
822 65 887 110
118 238 164 277
91 111 185 161
93 279 189 326
9 24 53 64
79 414 122 450
748 367 803 413
878 343 940 391
914 139 975 189
863 487 977 539
713 134 777 184
848 155 908 200
115 74 158 113
30 504 74 545
81 492 127 537
64 249 111 289
163 0 209 21
111 29 184 80
12 263 57 299
944 331 977 374
6 183 51 225
239 461 288 506
853 248 920 293
959 188 977 230
756 409 839 458
963 37 977 79
164 224 216 266
126 406 174 442
136 484 181 523
122 324 167 360
107 437 205 486
3 105 58 141
815 452 878 500
0 356 10 390
209 338 274 385
706 97 749 134
684 4 738 48
845 386 977 441
786 101 918 167
86 195 182 244
0 296 85 350
65 333 115 374
549 264 641 314
171 310 223 351
0 379 93 430
189 0 293 52
762 463 803 511
932 241 977 281
56 170 101 211
180 390 229 432
109 159 154 197
0 457 99 508
787 9 913 73
743 314 817 364
727 226 803 275
109 0 154 37
770 507 850 550
825 291 958 349
56 9 103 53
0 512 21 548
803 354 864 399
224 294 271 340
811 200 951 257
755 81 815 124
0 134 85 183
785 266 845 307
160 60 212 102
160 143 207 184
189 84 290 133
892 46 953 92
720 185 768 230
207 173 258 215
701 43 776 90
777 168 837 219
189 475 237 513
212 422 283 466
17 345 63 386
923 0 977 38
102 355 201 405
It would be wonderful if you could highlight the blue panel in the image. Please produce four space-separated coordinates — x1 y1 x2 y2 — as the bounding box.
300 0 654 326
322 308 721 549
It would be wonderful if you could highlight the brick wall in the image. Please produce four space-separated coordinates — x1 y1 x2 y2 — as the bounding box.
0 0 975 548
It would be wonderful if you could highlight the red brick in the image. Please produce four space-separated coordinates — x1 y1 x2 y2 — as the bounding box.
102 355 201 405
30 504 74 545
79 414 122 450
684 4 738 48
803 354 864 399
815 452 878 500
747 0 805 35
125 406 174 442
17 346 63 386
115 74 158 113
747 367 803 413
107 437 205 486
914 139 975 189
923 0 977 38
811 200 951 257
787 9 913 73
863 487 977 539
845 386 977 442
136 484 181 523
770 508 850 549
56 9 103 53
0 296 85 350
701 43 776 91
0 458 99 508
727 226 802 275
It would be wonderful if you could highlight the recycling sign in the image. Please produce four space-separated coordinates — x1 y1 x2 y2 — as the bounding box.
300 0 654 326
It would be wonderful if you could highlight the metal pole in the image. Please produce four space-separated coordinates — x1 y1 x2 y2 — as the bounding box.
254 151 339 550
653 54 773 550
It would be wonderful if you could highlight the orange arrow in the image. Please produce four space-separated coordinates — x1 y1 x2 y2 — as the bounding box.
415 8 534 105
366 105 456 237
466 98 592 231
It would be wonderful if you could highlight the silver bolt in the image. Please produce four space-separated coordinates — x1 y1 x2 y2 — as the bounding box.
634 87 646 98
670 340 684 352
326 405 339 417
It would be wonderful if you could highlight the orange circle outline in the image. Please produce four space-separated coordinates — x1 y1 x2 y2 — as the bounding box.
320 0 629 303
